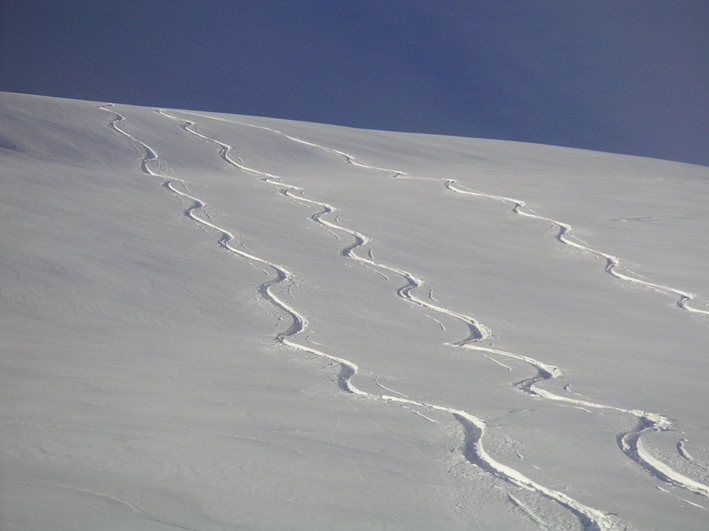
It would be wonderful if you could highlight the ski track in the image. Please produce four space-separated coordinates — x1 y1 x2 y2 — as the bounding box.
176 110 408 179
97 102 709 528
444 180 709 318
156 110 492 347
508 493 547 529
178 109 709 506
149 108 629 530
678 439 694 462
101 105 365 397
437 182 709 499
173 111 706 318
223 110 709 502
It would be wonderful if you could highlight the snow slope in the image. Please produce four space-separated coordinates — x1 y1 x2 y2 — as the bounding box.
1 91 708 530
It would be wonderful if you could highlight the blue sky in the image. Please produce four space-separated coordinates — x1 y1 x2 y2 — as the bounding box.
1 1 707 166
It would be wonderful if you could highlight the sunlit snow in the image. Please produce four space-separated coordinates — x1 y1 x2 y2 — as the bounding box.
2 92 708 530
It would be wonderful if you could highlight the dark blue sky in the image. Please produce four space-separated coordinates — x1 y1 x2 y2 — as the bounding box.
1 1 707 166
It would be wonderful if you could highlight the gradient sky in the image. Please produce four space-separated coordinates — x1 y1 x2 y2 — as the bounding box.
1 1 707 166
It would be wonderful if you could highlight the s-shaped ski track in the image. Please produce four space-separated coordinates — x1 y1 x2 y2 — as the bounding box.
165 110 709 508
444 180 709 317
155 110 491 345
154 109 631 530
99 105 363 395
441 182 709 497
175 110 709 318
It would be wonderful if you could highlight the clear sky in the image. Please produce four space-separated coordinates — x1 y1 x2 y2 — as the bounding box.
1 1 707 166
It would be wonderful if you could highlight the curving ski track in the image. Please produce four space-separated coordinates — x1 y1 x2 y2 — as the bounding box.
100 103 624 529
156 110 492 346
176 110 408 179
444 180 709 317
99 105 364 396
147 109 631 530
180 110 709 318
438 182 709 498
167 110 709 508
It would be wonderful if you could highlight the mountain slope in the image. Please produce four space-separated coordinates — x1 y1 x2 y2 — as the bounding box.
2 92 708 530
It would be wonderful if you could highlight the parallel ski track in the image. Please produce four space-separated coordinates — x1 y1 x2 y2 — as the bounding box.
166 110 709 507
156 110 490 345
178 110 708 319
440 182 709 500
100 105 362 395
153 109 625 530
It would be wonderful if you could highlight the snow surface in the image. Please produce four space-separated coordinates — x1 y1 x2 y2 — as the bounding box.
1 91 708 530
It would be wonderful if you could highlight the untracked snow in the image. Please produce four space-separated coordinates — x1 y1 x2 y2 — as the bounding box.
1 92 708 530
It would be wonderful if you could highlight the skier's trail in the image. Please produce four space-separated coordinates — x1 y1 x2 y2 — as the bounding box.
172 110 709 505
157 110 491 345
99 105 363 396
176 110 408 179
440 182 709 497
148 109 623 530
445 180 709 317
678 439 694 462
175 111 709 319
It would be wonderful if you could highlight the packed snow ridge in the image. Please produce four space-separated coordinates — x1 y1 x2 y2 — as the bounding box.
2 92 709 530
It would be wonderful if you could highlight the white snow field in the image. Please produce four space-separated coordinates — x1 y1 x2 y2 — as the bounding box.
1 91 708 530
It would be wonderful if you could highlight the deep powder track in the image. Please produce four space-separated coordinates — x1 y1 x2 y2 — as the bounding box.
156 110 491 345
183 109 709 318
162 110 709 510
440 182 709 500
173 110 709 503
444 180 709 317
152 109 627 530
99 105 364 396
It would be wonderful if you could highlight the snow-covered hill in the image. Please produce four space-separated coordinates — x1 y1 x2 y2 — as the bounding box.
2 91 708 530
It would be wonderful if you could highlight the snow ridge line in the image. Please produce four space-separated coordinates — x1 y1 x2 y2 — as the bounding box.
176 110 709 502
445 180 709 317
157 110 625 531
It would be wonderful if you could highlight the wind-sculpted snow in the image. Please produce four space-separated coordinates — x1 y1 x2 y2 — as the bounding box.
150 109 631 530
